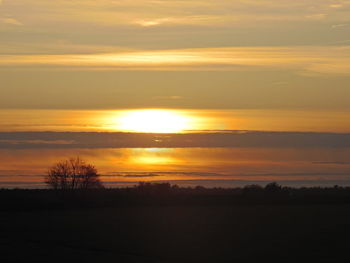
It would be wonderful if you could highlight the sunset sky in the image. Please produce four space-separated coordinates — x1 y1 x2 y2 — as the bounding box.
1 0 350 188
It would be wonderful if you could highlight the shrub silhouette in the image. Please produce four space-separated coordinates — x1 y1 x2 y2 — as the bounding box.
264 182 282 193
242 184 264 196
45 157 103 190
136 182 172 194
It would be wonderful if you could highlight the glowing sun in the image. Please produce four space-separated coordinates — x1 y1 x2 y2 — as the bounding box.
117 109 189 133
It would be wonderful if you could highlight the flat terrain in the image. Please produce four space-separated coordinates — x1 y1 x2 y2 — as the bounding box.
2 204 350 262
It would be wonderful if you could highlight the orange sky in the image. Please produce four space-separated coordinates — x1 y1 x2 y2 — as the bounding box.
1 1 350 188
1 109 350 133
1 147 350 188
0 0 350 111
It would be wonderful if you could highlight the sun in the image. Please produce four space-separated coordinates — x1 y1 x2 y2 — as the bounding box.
116 109 189 133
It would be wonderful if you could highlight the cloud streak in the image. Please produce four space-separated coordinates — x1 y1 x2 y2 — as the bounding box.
1 131 350 149
1 0 350 52
1 46 349 75
3 0 350 26
0 17 22 25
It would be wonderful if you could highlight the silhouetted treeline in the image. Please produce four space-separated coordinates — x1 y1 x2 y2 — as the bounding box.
2 182 350 211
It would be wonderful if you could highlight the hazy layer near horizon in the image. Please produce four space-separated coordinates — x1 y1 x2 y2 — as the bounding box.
1 130 350 188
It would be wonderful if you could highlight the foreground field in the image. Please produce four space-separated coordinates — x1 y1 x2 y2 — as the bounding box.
2 204 350 262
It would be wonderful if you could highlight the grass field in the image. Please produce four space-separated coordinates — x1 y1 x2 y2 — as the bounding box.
2 204 350 262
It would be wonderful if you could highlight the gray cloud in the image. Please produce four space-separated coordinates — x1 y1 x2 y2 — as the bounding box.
0 139 74 145
103 171 350 178
1 131 349 149
312 161 350 165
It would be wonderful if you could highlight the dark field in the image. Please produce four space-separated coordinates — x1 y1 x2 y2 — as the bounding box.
2 201 350 262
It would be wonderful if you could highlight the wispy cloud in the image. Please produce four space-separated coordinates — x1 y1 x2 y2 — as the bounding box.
331 23 349 29
1 0 349 56
1 46 349 75
3 0 349 26
0 17 22 25
133 15 225 27
152 96 183 100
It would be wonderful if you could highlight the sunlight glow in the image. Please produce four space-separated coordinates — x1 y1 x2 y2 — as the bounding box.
116 109 189 133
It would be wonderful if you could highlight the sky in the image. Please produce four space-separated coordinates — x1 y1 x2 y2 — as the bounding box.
1 0 350 110
1 0 350 188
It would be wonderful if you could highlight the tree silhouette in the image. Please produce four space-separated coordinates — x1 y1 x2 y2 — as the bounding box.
45 157 103 190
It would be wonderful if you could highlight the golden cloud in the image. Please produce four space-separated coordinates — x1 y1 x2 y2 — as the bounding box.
1 46 349 75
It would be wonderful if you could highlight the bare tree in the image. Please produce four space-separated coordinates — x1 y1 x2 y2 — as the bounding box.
45 157 103 190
